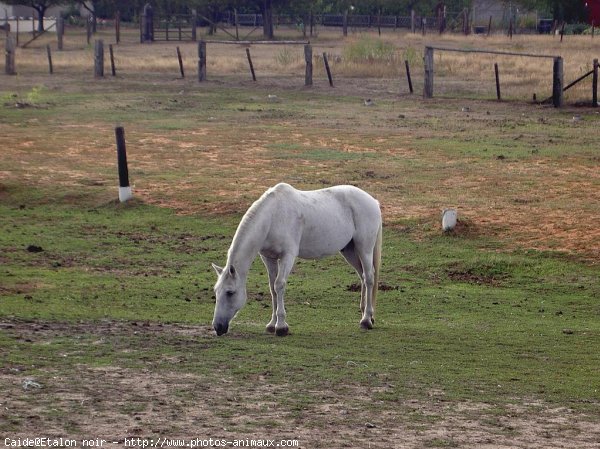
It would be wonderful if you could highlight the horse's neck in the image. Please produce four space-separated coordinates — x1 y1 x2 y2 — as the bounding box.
227 202 271 277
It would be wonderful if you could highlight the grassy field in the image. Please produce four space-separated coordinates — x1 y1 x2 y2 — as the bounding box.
1 26 599 448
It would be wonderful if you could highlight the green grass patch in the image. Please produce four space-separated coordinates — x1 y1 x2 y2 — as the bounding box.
1 184 598 415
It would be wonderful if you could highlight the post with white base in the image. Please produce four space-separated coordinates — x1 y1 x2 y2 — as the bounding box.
115 126 133 202
442 208 457 232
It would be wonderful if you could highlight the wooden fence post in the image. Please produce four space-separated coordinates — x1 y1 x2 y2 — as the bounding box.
46 44 53 74
109 43 116 76
192 12 197 41
487 15 492 36
198 40 206 81
177 46 185 78
94 39 104 77
593 58 598 107
245 48 256 81
343 10 348 37
56 17 64 50
411 9 415 33
494 62 501 100
423 46 434 98
5 34 16 75
115 11 121 44
304 44 312 86
234 9 239 40
115 126 133 203
552 56 563 107
405 60 413 94
323 52 334 87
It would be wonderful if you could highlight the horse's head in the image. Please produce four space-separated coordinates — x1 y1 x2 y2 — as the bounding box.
211 263 247 336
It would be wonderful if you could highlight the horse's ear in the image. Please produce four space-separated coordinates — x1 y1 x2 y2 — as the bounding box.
228 265 236 277
212 263 223 276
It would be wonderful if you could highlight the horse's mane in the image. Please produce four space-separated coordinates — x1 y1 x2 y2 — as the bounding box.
228 186 279 257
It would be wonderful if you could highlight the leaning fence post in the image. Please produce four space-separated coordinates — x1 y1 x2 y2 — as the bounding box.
94 39 104 77
177 46 184 78
323 52 334 87
109 43 116 76
46 44 53 74
423 46 434 98
198 40 206 81
245 48 256 81
494 62 501 100
405 60 413 94
304 44 313 86
5 34 16 75
593 58 598 107
115 126 133 203
552 56 563 107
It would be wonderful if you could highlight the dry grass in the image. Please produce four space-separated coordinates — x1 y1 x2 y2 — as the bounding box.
3 26 600 102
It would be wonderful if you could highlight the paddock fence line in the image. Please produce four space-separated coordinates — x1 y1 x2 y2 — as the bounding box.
3 31 598 107
422 46 566 107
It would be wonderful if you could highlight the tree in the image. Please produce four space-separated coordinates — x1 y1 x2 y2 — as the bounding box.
518 0 587 22
4 0 65 32
72 0 103 32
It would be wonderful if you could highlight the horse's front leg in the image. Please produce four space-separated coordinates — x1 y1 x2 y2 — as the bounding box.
273 254 295 336
260 255 279 334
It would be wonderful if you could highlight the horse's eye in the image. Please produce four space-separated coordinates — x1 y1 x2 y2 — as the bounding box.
225 290 235 297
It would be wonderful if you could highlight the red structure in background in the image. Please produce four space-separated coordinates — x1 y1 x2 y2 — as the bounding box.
585 0 600 25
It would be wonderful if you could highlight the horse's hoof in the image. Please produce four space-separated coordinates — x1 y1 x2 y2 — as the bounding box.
266 325 276 334
275 326 289 337
360 319 374 330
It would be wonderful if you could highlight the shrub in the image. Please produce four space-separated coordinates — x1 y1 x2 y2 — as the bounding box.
342 36 397 64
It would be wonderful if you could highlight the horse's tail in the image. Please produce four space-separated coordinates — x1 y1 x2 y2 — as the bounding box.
372 221 382 321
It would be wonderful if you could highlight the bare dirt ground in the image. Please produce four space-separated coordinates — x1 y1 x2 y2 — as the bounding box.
1 320 599 449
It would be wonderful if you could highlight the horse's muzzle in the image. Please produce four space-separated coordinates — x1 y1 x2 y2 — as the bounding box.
213 321 229 336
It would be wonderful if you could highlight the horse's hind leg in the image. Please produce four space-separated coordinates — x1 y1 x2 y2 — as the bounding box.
260 255 278 334
354 243 376 330
340 242 366 315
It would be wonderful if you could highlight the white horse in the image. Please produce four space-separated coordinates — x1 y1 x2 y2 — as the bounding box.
212 183 382 336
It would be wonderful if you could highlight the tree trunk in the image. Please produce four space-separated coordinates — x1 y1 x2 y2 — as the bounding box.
35 5 47 33
82 2 97 33
263 0 273 39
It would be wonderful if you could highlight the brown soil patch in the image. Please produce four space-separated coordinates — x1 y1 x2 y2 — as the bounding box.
1 34 598 262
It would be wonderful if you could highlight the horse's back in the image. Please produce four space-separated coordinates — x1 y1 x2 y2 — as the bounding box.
272 183 380 226
264 184 380 259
